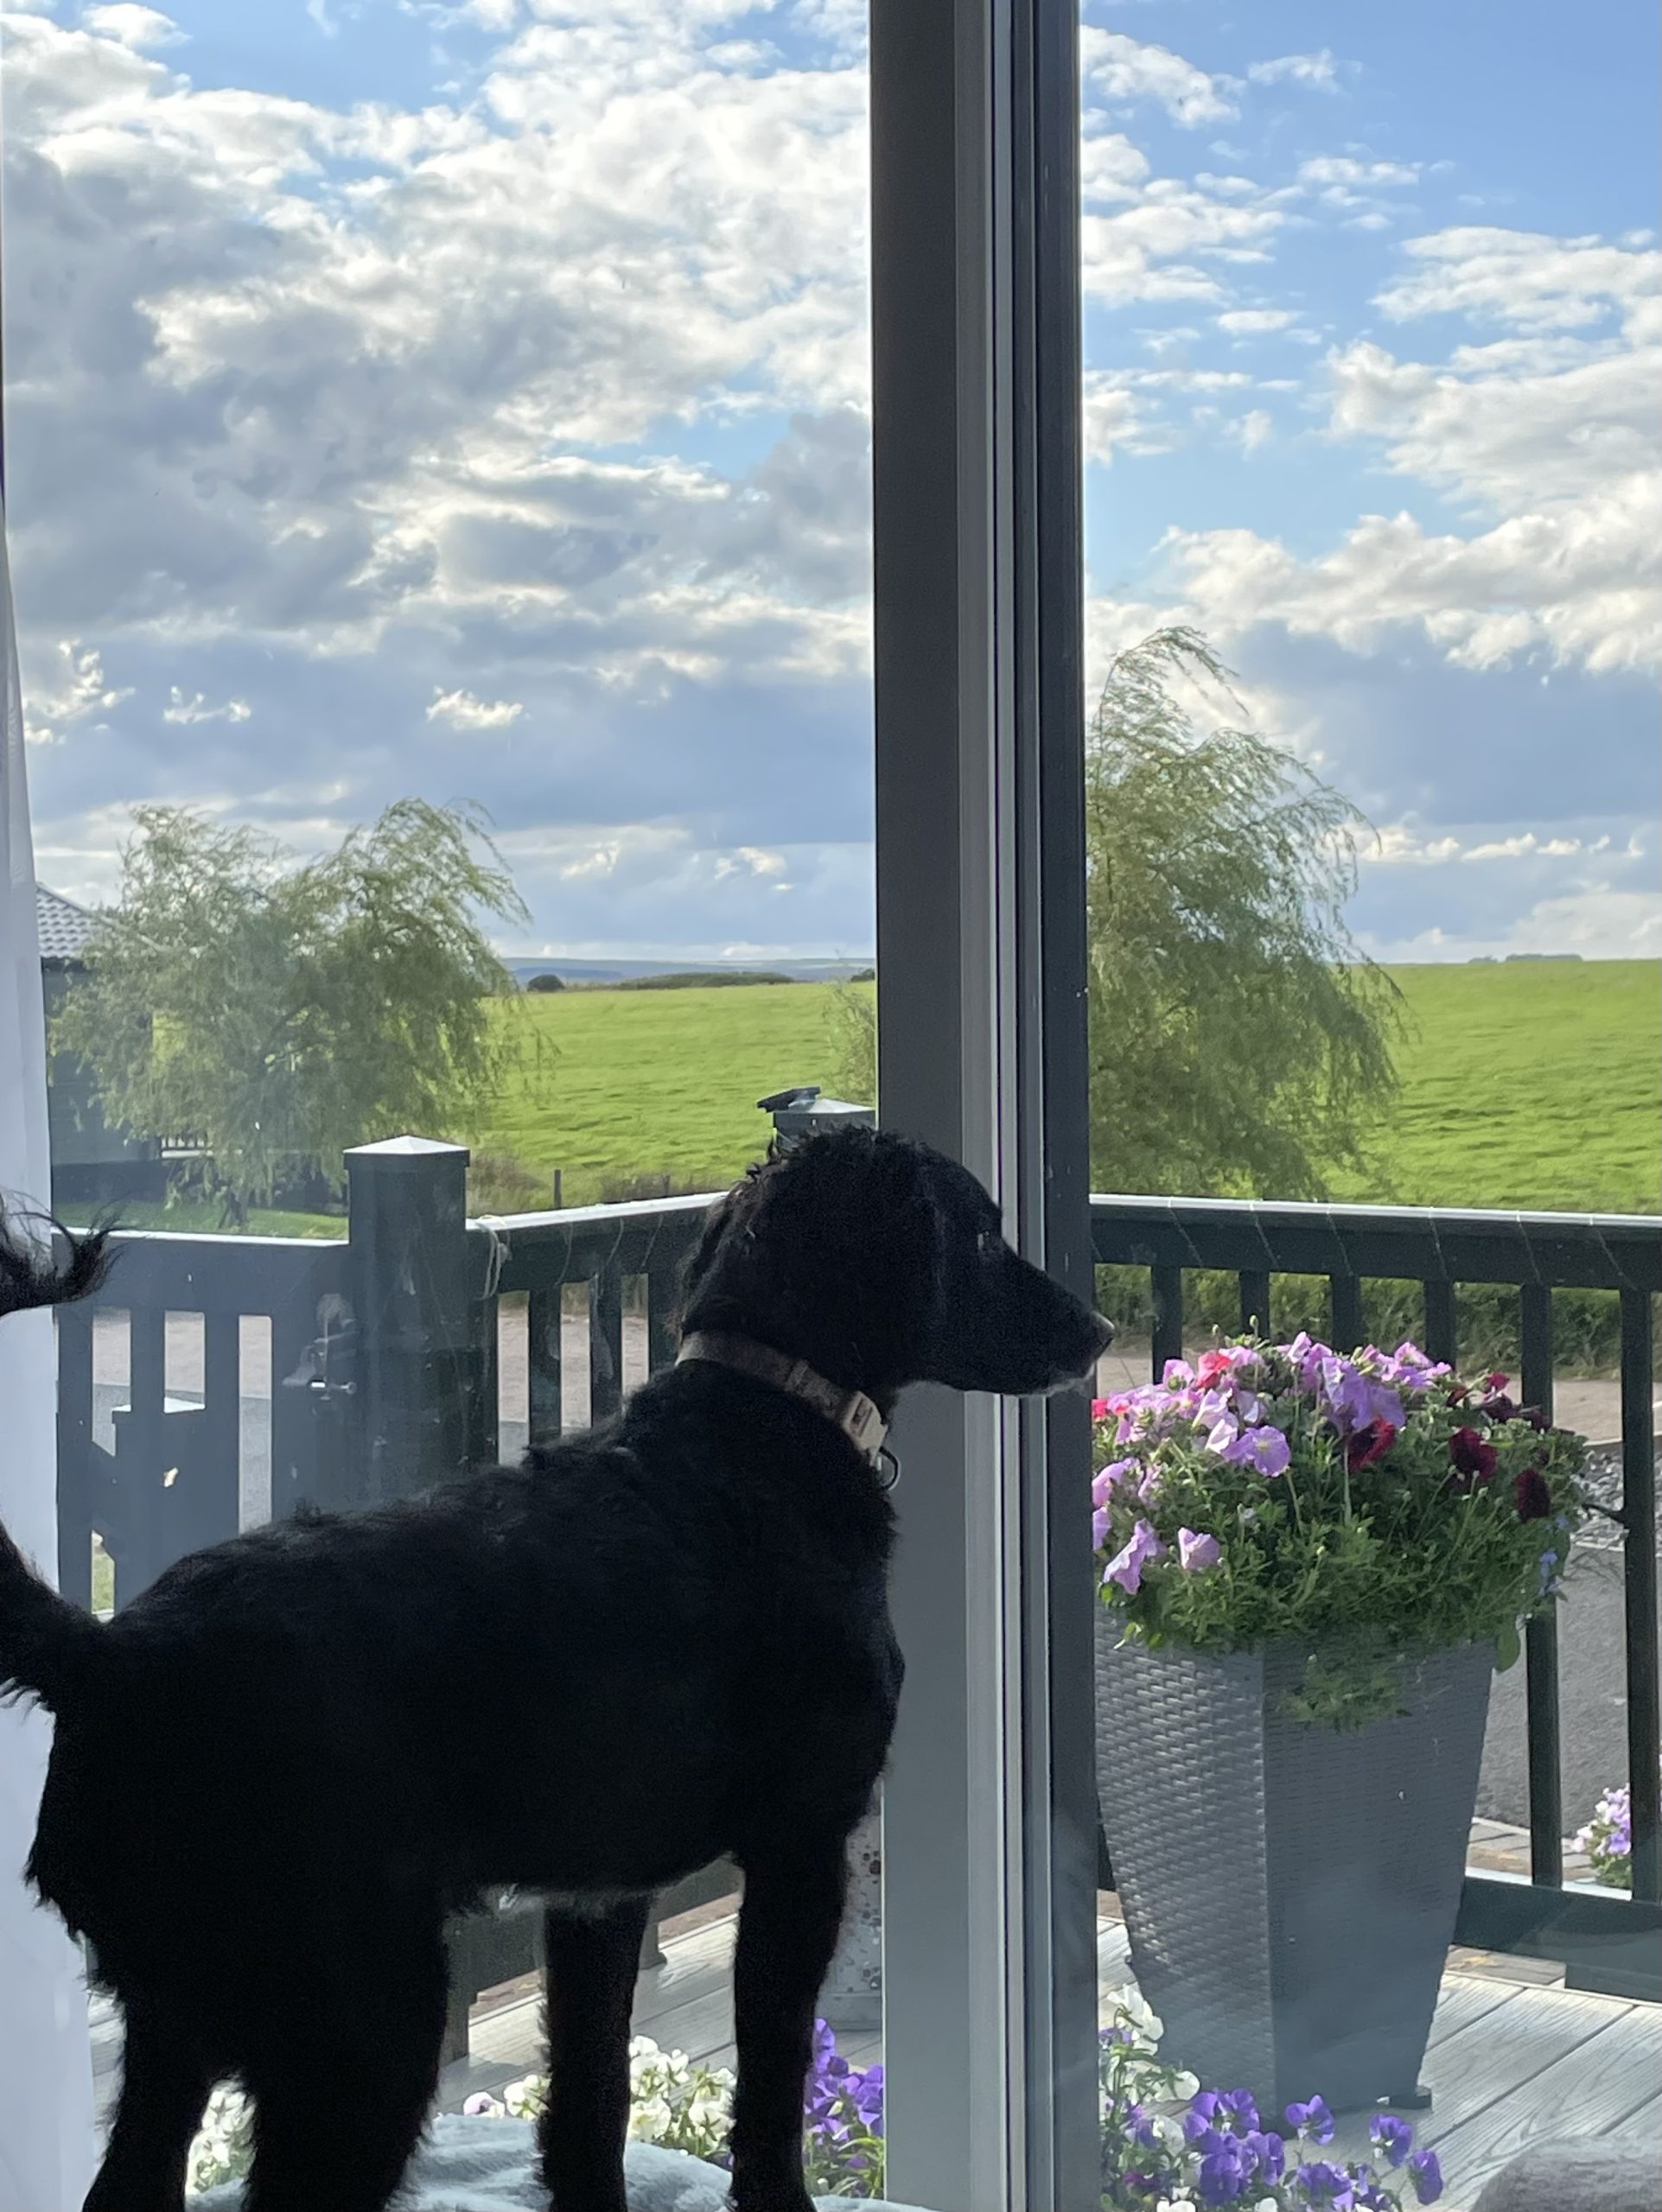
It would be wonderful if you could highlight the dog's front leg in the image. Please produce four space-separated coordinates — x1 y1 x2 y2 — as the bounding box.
539 1896 653 2212
729 1844 850 2212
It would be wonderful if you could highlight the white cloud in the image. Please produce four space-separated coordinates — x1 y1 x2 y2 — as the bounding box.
79 3 183 46
1377 226 1660 332
1361 889 1662 964
20 639 131 746
1217 308 1299 334
162 686 252 724
1247 51 1339 92
1094 226 1662 679
1229 409 1273 454
1300 155 1418 191
1080 28 1238 128
426 686 525 731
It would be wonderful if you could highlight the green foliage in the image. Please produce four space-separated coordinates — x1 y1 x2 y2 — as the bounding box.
825 978 876 1106
1086 628 1401 1198
525 972 566 993
1094 1344 1587 1726
55 799 529 1213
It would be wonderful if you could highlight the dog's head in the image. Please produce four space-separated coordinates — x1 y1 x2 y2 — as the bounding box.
679 1126 1111 1408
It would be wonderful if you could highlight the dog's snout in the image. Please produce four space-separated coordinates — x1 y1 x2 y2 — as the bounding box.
1092 1311 1116 1357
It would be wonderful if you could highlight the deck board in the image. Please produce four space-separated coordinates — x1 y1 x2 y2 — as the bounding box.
86 1914 1657 2211
1426 2003 1662 2195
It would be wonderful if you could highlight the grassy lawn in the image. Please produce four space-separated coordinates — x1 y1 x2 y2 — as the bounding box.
77 961 1659 1234
466 960 1659 1217
464 982 858 1204
83 1198 346 1238
1348 960 1660 1216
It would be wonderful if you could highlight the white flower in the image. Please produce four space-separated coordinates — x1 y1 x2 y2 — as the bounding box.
502 2074 549 2120
1170 2069 1200 2100
1156 2115 1187 2152
1122 1989 1164 2041
1156 2199 1198 2212
628 2092 673 2142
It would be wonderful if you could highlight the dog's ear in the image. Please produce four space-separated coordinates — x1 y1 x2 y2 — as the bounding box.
676 1163 778 1332
0 1205 114 1321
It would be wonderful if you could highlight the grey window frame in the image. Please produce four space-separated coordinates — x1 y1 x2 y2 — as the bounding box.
872 2 1095 2206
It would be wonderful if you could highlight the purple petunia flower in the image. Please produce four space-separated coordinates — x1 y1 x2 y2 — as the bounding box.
1221 1423 1292 1477
1408 2148 1444 2203
1369 2114 1415 2168
1286 2094 1335 2144
1093 1459 1137 1507
1179 1526 1223 1572
1103 1518 1166 1594
1091 1506 1110 1552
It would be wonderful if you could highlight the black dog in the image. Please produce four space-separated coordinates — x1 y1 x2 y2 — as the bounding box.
1 1128 1111 2212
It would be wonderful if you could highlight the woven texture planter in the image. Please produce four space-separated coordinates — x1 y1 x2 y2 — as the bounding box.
1095 1620 1493 2117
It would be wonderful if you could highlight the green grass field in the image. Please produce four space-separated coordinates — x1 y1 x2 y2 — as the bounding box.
1335 960 1660 1216
463 959 1659 1217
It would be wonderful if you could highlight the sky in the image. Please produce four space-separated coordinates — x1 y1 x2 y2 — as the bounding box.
4 0 1658 963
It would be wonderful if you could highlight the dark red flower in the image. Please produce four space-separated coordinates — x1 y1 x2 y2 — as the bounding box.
1521 1405 1552 1433
1347 1420 1398 1471
1449 1427 1498 1488
1484 1372 1511 1393
1515 1466 1553 1522
1481 1392 1518 1424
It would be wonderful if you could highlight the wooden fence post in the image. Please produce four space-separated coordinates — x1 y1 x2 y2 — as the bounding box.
345 1136 474 1507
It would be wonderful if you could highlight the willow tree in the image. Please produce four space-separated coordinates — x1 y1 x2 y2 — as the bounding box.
56 798 529 1217
1086 627 1398 1198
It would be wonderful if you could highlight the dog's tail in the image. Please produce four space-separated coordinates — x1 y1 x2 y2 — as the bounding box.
0 1521 109 1713
1 1203 114 1713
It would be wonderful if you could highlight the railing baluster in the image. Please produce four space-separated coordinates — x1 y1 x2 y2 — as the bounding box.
1620 1287 1659 1902
54 1300 96 1611
1239 1270 1270 1339
1328 1274 1364 1354
647 1269 679 1378
1422 1279 1457 1368
468 1281 500 1471
527 1287 563 1449
590 1261 625 1424
1150 1264 1183 1380
1519 1285 1563 1886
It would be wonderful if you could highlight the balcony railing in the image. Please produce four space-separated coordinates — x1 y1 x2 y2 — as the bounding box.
56 1154 1661 2041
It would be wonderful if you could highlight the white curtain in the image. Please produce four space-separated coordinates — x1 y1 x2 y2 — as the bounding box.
0 504 98 2210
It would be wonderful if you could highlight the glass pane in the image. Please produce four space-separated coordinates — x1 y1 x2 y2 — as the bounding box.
1081 4 1659 2209
7 0 896 2198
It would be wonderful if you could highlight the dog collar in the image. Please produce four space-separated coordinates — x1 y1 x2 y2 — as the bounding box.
676 1331 888 1464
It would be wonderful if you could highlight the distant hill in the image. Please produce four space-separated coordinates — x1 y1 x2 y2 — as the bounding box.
500 954 872 988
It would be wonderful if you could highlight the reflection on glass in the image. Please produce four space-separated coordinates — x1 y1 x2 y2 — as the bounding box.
8 0 882 2197
1080 4 1658 2206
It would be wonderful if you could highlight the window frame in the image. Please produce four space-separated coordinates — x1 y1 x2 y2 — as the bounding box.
872 2 1094 2203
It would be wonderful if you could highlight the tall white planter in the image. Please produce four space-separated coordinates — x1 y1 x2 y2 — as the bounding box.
0 514 97 2212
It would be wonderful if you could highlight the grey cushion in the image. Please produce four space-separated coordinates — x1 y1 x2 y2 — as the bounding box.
192 2114 925 2211
1470 2139 1658 2212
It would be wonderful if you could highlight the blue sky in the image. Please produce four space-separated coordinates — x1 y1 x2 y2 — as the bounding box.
4 0 1657 961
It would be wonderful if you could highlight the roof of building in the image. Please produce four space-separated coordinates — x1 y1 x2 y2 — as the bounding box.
35 885 101 964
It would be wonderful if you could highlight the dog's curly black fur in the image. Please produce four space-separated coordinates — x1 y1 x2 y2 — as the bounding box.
1 1128 1110 2212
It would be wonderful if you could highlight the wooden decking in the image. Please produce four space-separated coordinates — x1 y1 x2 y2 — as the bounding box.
89 1899 1657 2210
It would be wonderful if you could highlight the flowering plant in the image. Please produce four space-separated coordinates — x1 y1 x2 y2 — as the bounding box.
1573 1774 1650 1889
1093 1339 1586 1726
1099 1991 1442 2210
463 2024 883 2196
